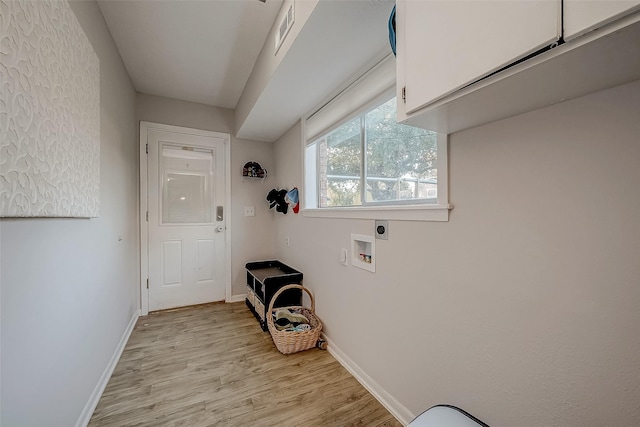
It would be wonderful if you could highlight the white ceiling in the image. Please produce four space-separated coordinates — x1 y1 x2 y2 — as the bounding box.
97 0 395 141
97 0 283 109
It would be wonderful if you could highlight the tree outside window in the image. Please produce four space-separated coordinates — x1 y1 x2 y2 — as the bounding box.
314 97 437 208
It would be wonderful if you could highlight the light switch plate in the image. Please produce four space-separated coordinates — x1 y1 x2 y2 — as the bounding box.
340 248 348 265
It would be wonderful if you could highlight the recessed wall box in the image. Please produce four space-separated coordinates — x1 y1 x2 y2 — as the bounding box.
351 233 375 273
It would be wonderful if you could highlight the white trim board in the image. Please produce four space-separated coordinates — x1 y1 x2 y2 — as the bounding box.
322 333 414 426
227 294 248 304
139 123 149 314
223 136 232 303
75 310 140 427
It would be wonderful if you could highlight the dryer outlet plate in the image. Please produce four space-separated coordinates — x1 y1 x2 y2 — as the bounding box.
375 220 388 240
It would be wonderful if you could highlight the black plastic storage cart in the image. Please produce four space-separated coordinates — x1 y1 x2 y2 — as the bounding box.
245 260 303 331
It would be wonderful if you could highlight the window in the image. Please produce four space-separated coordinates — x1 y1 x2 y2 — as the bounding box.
303 56 448 221
307 97 438 208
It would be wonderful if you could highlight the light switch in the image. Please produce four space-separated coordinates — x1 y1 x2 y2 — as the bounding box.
340 248 348 266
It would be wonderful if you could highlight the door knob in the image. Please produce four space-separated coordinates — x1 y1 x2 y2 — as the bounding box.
216 225 224 232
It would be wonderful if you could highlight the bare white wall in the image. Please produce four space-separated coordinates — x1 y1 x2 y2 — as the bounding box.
273 80 640 426
0 1 139 425
229 139 278 295
136 94 276 297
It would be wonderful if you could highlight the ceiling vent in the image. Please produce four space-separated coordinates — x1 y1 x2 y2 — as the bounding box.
274 2 294 54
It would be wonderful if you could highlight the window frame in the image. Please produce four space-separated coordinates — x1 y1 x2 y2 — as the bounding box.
302 93 450 222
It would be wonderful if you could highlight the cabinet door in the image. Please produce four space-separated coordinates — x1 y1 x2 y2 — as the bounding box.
399 0 560 115
564 0 640 41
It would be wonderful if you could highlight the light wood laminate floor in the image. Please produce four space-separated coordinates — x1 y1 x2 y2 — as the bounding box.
89 302 402 427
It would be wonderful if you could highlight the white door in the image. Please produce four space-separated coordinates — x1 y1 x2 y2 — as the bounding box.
145 125 228 311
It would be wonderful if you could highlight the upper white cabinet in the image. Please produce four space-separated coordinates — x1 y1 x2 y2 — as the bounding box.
564 0 640 40
399 0 560 116
396 0 640 134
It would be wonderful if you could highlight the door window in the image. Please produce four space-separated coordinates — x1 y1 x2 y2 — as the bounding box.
161 146 215 224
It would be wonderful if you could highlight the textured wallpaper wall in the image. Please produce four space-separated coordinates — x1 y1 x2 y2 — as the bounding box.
0 0 100 217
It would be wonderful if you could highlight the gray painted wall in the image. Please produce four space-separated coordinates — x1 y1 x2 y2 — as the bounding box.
273 79 640 426
0 1 138 425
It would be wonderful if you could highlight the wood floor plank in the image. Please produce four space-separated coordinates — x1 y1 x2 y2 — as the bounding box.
89 302 402 427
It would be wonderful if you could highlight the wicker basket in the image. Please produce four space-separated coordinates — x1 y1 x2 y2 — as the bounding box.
267 284 322 354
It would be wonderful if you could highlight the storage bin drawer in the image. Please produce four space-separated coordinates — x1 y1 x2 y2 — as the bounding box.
246 286 255 306
254 298 265 321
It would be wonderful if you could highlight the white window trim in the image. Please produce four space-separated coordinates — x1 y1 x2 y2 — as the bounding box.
301 131 451 222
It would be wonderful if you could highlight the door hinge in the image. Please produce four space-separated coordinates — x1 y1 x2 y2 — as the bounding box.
145 143 148 154
402 86 406 103
146 211 149 221
146 278 149 289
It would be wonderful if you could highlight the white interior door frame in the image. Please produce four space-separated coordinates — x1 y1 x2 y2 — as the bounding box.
139 121 231 315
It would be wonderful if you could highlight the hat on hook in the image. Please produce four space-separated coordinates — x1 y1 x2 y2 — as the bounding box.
285 187 299 214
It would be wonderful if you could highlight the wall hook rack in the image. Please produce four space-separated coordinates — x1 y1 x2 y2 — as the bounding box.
242 161 267 182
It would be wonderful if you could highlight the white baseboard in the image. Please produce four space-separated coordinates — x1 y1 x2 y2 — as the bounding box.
75 310 140 427
227 293 247 303
322 333 414 426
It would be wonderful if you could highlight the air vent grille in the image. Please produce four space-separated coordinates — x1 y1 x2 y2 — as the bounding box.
274 2 294 53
